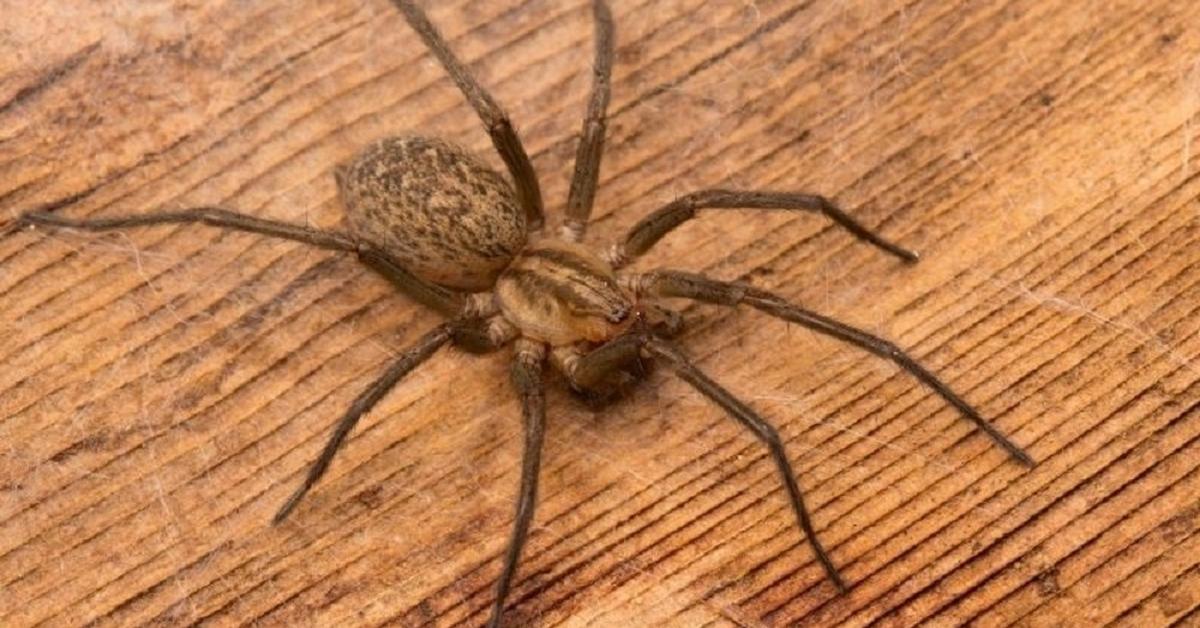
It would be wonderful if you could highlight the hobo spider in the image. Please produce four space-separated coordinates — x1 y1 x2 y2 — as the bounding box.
14 1 1034 625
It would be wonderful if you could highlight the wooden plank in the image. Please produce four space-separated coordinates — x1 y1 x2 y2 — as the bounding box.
1 0 1198 625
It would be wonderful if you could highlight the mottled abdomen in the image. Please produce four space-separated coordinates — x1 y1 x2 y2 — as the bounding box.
337 136 528 291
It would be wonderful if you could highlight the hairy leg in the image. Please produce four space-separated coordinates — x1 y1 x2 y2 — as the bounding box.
555 332 644 393
628 269 1035 466
559 332 846 588
643 336 847 590
20 207 468 317
608 189 918 269
358 247 466 316
491 339 548 628
553 303 685 398
273 323 455 523
21 206 359 251
562 0 615 241
392 0 545 230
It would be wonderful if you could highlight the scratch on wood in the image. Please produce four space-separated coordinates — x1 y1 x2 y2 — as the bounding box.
0 41 101 117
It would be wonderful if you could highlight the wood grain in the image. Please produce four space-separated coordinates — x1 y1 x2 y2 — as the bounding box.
2 1 1199 626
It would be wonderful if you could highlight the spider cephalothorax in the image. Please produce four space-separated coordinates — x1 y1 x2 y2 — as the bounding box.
15 1 1034 626
495 239 633 343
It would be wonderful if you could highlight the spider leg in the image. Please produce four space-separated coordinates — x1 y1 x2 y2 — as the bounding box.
556 332 643 392
20 206 359 251
558 332 845 588
273 323 453 523
553 302 685 399
608 189 919 269
491 339 548 628
628 270 1036 466
392 0 545 231
19 207 468 316
562 0 615 242
641 336 847 591
357 247 466 316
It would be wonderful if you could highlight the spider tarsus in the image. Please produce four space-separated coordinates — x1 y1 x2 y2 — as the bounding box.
8 190 93 233
820 566 849 597
982 429 1036 467
17 209 102 230
861 230 918 263
998 436 1037 467
893 245 921 264
272 491 304 525
940 386 1035 466
831 573 850 594
487 602 505 628
808 534 846 592
945 397 1034 466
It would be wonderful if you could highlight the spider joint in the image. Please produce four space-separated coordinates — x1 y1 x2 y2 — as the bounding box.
603 243 628 268
550 346 582 378
559 221 585 242
617 272 649 297
463 292 498 318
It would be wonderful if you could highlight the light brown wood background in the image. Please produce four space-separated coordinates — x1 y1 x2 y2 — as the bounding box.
2 0 1198 626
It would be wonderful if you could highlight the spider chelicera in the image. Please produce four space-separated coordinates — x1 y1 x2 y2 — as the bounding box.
15 1 1035 625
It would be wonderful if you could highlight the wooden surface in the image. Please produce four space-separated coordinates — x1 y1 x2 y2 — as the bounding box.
2 1 1199 626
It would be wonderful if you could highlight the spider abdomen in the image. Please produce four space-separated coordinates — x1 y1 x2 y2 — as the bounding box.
337 135 528 291
496 240 633 346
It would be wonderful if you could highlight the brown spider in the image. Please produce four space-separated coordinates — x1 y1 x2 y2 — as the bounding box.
15 1 1034 625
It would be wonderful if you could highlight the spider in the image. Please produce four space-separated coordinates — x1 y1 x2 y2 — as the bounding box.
14 1 1035 625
